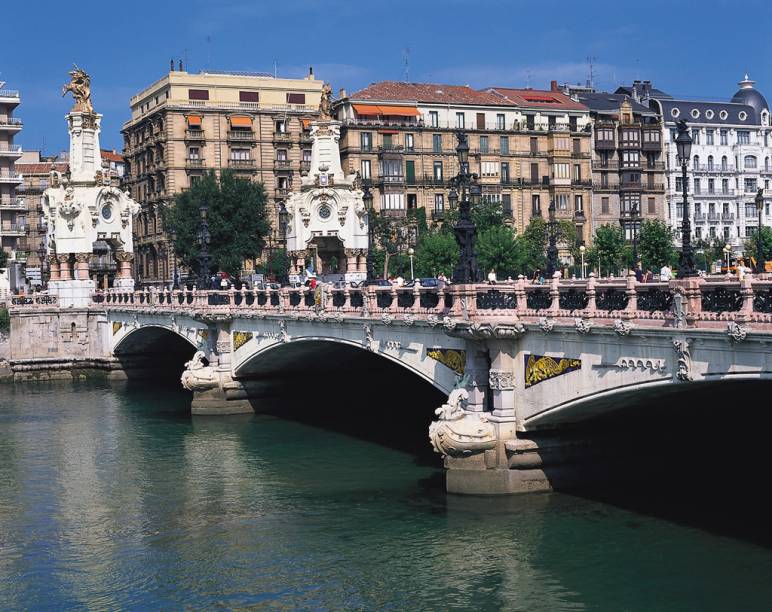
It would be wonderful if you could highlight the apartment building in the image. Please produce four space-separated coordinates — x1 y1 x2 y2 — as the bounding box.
335 80 593 245
0 83 24 261
568 88 666 236
626 76 771 251
122 66 323 286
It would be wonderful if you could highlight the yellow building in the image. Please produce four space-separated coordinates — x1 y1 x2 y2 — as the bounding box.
122 66 323 286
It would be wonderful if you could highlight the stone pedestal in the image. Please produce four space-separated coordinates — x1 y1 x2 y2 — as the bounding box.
48 279 96 308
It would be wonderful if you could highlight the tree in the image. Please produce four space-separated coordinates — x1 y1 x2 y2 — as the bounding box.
745 226 772 268
0 249 7 268
435 199 505 235
415 231 459 278
586 224 627 276
162 170 271 278
520 216 578 275
370 210 416 278
638 219 676 271
266 249 290 279
477 226 524 277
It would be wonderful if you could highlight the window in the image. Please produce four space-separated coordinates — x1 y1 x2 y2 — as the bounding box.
745 155 757 169
405 133 414 151
706 129 714 145
476 113 485 130
360 159 371 179
723 227 730 240
574 195 583 213
722 179 729 194
500 136 509 154
530 137 539 154
286 93 306 104
573 138 581 155
481 162 499 177
361 132 372 151
276 148 288 161
382 133 394 149
745 203 758 218
381 193 405 210
695 227 702 239
429 111 439 127
553 163 569 179
556 194 568 210
502 194 512 215
622 150 640 167
596 128 614 142
737 130 750 145
648 197 656 214
621 129 640 145
501 162 510 183
496 114 505 130
434 194 444 212
691 128 700 145
188 147 200 159
433 161 443 181
432 134 442 153
709 226 716 238
720 129 728 145
479 135 489 154
188 89 209 100
694 178 701 194
230 147 250 161
707 178 714 194
707 155 714 170
456 112 465 128
745 178 757 192
601 197 609 214
643 130 660 144
381 159 402 178
722 202 730 215
721 155 728 171
573 164 581 181
303 148 312 162
532 194 541 215
239 91 259 103
276 119 287 133
621 194 640 213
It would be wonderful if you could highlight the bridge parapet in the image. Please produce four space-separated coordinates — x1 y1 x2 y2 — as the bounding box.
85 273 772 330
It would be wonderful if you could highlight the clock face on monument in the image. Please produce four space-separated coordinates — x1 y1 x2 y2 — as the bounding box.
319 173 329 186
318 204 331 220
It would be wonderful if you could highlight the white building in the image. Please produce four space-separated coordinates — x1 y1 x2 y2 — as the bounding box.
641 76 771 253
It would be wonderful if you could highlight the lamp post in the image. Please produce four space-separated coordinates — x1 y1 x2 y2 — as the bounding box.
169 228 179 290
579 244 586 279
198 201 210 289
546 199 559 278
408 247 415 280
675 120 697 277
630 201 640 270
363 184 375 280
450 132 481 284
755 187 765 274
723 243 732 274
36 241 47 289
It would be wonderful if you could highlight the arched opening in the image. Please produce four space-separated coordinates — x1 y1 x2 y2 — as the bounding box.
236 339 447 457
114 326 197 382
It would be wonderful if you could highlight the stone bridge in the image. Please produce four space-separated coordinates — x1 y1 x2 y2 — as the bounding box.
9 273 772 494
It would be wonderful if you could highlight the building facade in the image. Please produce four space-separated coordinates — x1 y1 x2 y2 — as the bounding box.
638 76 771 253
122 67 323 286
570 89 666 238
334 81 593 246
0 83 24 261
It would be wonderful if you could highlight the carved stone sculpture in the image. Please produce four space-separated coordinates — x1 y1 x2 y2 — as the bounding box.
613 319 633 336
428 387 497 457
672 338 692 382
180 351 218 392
62 65 94 114
726 321 749 343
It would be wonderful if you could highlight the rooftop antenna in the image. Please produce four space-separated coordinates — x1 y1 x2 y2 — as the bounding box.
586 56 596 90
403 47 410 82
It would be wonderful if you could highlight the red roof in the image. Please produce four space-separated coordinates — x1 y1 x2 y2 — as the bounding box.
16 162 69 175
484 87 588 111
101 149 124 163
349 81 508 106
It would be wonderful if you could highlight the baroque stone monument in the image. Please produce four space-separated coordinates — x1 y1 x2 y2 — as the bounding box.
284 83 369 282
41 67 140 307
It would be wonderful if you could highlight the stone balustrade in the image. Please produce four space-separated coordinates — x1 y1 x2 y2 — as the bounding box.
77 273 772 329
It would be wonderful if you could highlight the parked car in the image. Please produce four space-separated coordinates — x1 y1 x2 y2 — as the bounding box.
351 279 391 288
404 277 446 289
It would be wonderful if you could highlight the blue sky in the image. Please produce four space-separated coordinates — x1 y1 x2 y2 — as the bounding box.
6 0 772 153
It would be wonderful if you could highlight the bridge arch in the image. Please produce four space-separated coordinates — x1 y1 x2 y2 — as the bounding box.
114 324 198 379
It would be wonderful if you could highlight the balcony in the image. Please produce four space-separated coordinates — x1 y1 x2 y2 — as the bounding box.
0 223 27 236
693 163 735 174
618 140 642 150
274 159 292 172
620 181 643 191
381 209 407 218
431 210 445 221
275 187 291 199
643 183 665 192
0 144 22 158
592 182 620 192
594 138 616 150
300 133 313 145
721 212 735 222
641 138 662 151
300 160 311 173
0 89 21 105
227 130 256 142
420 175 445 186
693 189 735 198
571 179 592 188
272 131 293 145
0 198 26 210
0 171 22 183
377 175 405 185
707 212 719 222
228 158 256 170
593 160 619 170
185 158 205 170
184 129 206 141
0 117 22 131
643 162 665 171
694 213 706 223
378 144 404 157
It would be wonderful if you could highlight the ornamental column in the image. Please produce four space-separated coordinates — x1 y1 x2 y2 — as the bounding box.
74 253 91 280
116 251 134 279
48 255 61 282
57 254 72 280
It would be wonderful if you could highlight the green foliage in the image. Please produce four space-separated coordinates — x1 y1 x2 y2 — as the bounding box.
434 199 505 235
415 232 459 278
586 224 627 276
521 216 547 272
266 249 290 277
162 170 271 278
0 307 9 333
0 249 7 268
638 219 676 271
477 226 524 277
745 226 772 266
369 210 416 278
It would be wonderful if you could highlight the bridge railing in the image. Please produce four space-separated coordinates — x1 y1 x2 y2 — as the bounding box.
82 274 772 327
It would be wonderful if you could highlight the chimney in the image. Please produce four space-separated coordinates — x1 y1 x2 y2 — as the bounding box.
338 88 347 99
170 58 174 72
550 80 559 92
309 66 314 78
178 59 183 72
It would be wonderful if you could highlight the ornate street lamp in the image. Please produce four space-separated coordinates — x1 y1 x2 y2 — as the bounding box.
675 120 697 277
278 202 290 244
755 187 765 273
363 184 375 280
36 241 47 288
723 243 732 274
546 199 559 278
198 201 210 289
631 200 640 268
169 228 180 290
450 132 481 284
